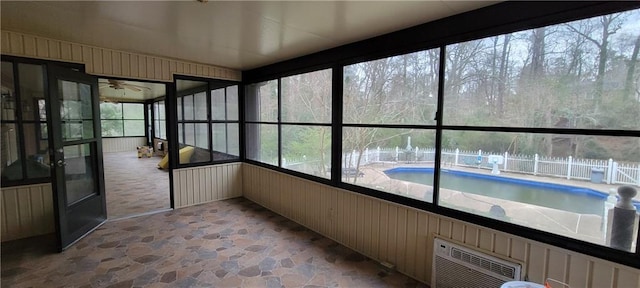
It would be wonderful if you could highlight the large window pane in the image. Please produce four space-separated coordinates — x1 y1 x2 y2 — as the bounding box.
101 120 124 137
438 130 639 250
226 86 239 121
194 92 207 120
342 127 435 202
343 49 440 125
23 123 50 179
211 88 226 120
1 123 22 181
245 80 278 122
443 9 640 130
64 143 96 205
226 123 240 157
184 123 195 146
282 125 331 178
183 95 194 121
18 63 45 121
122 103 144 119
100 102 123 119
2 62 16 121
246 124 278 165
123 120 145 136
195 123 208 149
212 123 227 153
281 69 331 123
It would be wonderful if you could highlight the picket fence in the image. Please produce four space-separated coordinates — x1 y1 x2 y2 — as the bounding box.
337 147 640 186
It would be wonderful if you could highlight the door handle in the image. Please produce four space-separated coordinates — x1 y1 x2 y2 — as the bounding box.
56 160 67 167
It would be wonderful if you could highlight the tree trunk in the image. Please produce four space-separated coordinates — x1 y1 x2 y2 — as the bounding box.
624 34 640 100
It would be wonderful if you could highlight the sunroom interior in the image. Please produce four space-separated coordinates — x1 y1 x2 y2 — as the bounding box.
1 1 640 287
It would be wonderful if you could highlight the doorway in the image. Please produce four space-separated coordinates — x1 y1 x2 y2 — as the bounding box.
98 78 170 219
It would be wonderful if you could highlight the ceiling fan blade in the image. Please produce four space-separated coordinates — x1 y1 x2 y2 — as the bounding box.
122 84 142 92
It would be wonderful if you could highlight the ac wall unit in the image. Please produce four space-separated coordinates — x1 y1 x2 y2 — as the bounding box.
432 238 522 288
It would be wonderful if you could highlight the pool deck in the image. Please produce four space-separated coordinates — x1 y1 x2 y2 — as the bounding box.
345 162 639 249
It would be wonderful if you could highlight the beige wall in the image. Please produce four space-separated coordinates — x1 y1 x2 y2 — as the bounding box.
243 163 640 287
173 162 242 208
1 183 55 242
1 30 241 82
102 137 147 153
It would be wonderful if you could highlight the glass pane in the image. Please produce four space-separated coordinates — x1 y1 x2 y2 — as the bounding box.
342 127 436 203
183 95 194 121
282 125 331 178
124 120 145 136
439 130 639 251
1 61 16 121
122 103 144 119
227 123 240 157
194 92 207 120
226 86 239 121
100 102 123 119
444 9 640 131
211 88 226 120
195 123 208 150
18 63 45 121
184 123 195 146
157 101 165 120
60 80 94 141
24 123 50 179
212 123 227 153
245 123 278 165
177 97 183 121
282 69 331 123
343 49 440 125
1 123 22 181
101 120 123 137
159 120 166 139
178 123 183 144
64 143 96 205
245 80 278 122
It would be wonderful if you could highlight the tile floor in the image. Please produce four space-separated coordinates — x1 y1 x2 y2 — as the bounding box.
1 198 427 288
103 151 171 219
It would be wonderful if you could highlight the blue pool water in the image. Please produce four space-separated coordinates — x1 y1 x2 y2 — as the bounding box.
385 167 639 216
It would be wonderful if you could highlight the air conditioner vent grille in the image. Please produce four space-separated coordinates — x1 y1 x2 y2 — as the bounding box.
451 247 516 279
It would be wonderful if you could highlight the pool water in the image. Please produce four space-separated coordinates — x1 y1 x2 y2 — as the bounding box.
385 167 611 215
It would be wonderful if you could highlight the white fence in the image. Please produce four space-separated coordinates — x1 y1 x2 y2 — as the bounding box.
341 147 640 187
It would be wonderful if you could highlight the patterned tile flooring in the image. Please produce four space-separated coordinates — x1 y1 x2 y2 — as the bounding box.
1 198 427 288
103 151 171 219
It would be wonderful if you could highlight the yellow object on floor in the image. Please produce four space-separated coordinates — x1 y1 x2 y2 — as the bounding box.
157 146 195 169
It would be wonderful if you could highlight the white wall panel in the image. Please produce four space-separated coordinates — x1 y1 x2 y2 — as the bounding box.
241 164 640 287
102 137 146 153
1 183 55 242
1 30 241 82
172 163 242 208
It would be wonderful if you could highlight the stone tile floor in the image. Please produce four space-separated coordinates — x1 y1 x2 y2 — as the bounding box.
103 151 171 219
1 198 427 288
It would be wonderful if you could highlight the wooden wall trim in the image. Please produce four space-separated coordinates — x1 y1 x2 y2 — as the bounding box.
1 30 241 82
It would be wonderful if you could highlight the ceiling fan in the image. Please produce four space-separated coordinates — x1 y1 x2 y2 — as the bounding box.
99 79 150 92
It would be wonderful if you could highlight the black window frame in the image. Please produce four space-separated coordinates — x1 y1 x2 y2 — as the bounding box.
174 75 241 168
242 1 640 269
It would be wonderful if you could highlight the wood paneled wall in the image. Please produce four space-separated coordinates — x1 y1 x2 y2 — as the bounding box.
242 164 640 287
173 162 242 208
1 183 55 242
1 30 241 82
102 137 146 153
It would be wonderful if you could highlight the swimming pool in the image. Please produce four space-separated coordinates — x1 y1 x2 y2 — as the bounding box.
384 167 639 216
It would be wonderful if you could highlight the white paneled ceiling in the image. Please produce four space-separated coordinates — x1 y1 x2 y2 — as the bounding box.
1 1 498 71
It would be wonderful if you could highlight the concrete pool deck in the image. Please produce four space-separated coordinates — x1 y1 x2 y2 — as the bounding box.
342 162 639 248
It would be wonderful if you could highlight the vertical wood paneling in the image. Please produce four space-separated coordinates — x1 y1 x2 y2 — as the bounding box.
527 245 547 283
102 137 146 153
2 31 11 53
568 255 590 287
22 35 36 56
92 48 103 74
406 209 418 278
48 40 61 59
172 163 242 208
103 50 113 75
240 164 640 287
1 183 55 242
591 262 615 288
9 33 23 54
36 38 49 58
